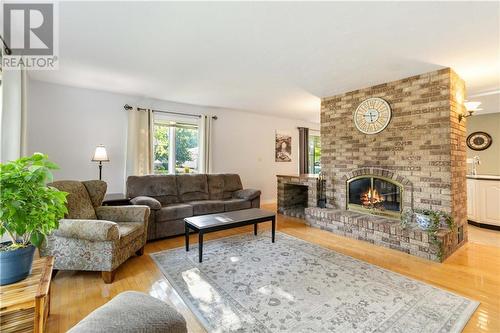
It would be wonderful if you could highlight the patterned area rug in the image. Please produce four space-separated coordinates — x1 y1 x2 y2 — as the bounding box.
150 232 478 333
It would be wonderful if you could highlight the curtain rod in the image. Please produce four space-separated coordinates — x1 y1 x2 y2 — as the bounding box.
297 127 320 131
124 104 217 120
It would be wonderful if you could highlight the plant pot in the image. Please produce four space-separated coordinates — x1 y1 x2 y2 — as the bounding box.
415 213 431 230
0 242 36 285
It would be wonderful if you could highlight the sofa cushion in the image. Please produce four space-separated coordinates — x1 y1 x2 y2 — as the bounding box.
223 199 251 212
176 174 209 202
207 174 225 200
187 200 225 215
127 175 179 205
118 222 145 247
156 204 193 222
222 174 243 199
233 189 262 201
49 181 97 220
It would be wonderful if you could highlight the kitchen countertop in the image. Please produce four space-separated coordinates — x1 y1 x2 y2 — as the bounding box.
466 175 500 181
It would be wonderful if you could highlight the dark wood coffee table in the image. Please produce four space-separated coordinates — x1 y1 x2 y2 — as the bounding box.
184 208 276 262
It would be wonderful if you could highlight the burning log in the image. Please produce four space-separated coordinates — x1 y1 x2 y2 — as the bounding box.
360 187 385 209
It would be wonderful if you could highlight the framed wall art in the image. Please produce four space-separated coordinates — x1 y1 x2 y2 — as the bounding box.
275 131 292 162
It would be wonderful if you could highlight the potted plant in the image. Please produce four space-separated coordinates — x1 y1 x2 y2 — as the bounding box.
413 208 454 232
414 209 434 230
401 208 455 261
0 153 68 285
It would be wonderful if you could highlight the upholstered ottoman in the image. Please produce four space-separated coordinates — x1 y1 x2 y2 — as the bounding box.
68 291 187 333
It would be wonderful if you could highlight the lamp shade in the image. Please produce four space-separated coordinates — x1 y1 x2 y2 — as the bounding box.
92 145 109 162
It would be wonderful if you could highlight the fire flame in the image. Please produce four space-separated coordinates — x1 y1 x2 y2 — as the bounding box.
360 188 384 208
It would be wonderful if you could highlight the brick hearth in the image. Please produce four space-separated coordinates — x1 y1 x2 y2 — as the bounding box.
305 208 457 261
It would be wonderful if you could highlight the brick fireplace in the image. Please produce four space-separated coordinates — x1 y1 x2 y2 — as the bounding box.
277 174 318 219
305 68 467 262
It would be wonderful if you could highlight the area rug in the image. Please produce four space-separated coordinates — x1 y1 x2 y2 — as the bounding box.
150 232 478 333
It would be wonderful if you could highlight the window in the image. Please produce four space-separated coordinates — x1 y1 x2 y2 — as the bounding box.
308 132 321 174
153 116 200 174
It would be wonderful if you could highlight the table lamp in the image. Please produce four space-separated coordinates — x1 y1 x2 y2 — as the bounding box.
91 145 109 180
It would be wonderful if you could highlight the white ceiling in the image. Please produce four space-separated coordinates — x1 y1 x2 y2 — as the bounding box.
30 1 500 122
470 90 500 115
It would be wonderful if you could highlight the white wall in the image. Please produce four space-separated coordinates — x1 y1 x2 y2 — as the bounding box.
27 80 129 194
467 113 500 176
27 80 319 202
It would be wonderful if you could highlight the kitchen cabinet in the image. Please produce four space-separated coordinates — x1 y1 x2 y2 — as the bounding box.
467 176 500 227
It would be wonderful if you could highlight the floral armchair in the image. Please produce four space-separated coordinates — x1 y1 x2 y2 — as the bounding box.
40 180 150 283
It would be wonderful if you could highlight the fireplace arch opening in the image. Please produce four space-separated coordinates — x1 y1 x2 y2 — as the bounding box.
347 176 402 218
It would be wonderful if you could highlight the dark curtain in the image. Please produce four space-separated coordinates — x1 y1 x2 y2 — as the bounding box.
298 127 309 174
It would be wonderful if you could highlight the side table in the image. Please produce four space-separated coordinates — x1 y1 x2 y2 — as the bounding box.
102 193 131 206
0 256 54 333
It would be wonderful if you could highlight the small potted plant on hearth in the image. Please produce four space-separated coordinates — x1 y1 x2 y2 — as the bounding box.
401 208 455 261
414 208 454 232
0 153 68 285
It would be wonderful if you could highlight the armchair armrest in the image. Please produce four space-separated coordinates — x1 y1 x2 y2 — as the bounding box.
54 219 119 241
95 205 150 223
232 189 261 201
130 196 161 210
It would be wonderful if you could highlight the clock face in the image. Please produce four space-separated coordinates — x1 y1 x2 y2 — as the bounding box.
467 132 492 151
354 98 392 134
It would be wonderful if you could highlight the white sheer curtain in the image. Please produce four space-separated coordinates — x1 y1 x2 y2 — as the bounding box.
125 107 153 177
1 67 28 162
199 115 214 173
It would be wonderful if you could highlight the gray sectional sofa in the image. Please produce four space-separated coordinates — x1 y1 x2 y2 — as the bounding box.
126 174 261 240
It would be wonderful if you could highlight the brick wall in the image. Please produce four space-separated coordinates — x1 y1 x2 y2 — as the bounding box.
449 70 468 246
320 68 467 257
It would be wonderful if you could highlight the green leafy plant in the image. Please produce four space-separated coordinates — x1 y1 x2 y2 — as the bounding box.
0 153 68 251
153 122 199 174
413 208 455 232
400 208 455 261
400 208 413 229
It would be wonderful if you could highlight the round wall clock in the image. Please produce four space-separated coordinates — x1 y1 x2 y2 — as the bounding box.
467 131 492 151
354 97 392 134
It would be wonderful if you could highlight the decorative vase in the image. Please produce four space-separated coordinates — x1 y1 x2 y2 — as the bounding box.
0 242 36 285
415 213 431 230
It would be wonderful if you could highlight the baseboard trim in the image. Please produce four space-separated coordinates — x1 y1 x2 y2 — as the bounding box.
468 220 500 231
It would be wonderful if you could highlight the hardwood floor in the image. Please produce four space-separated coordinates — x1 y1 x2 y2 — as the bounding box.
46 204 500 333
467 224 500 248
